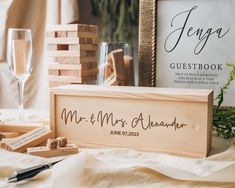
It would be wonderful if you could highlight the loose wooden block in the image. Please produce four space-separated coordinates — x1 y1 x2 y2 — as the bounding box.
105 53 114 79
0 132 20 139
104 73 124 86
1 126 52 152
111 49 126 81
50 85 213 158
124 55 134 86
27 144 78 158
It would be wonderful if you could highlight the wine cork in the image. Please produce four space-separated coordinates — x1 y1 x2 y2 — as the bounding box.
57 137 67 147
46 138 58 150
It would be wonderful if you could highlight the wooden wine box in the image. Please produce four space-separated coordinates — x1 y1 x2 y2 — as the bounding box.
50 85 213 158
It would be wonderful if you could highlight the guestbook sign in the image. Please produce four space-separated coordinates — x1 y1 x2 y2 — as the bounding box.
50 85 213 157
157 0 235 106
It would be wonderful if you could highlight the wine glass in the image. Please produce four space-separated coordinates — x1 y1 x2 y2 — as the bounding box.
7 28 33 120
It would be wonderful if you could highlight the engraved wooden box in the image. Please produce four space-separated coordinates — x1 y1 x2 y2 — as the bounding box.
46 24 99 87
50 85 213 158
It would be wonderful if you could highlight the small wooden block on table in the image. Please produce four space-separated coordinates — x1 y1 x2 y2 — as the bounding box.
27 144 78 157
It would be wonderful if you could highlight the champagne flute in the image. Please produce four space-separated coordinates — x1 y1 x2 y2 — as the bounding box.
7 28 33 120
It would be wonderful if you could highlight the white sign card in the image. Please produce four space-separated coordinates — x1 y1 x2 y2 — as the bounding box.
157 0 235 106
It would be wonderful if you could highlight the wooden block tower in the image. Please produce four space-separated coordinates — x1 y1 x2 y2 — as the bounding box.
46 24 99 87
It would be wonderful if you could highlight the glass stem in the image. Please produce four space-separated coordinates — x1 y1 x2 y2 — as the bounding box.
18 80 25 113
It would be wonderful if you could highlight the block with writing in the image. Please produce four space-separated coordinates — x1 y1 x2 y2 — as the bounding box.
1 126 52 152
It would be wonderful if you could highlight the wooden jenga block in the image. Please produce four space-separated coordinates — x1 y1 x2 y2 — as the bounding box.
69 44 79 50
49 75 83 83
124 55 134 86
56 57 97 64
57 44 69 50
111 49 126 81
46 38 80 45
56 57 79 64
48 69 59 76
59 70 80 77
46 31 55 38
79 37 98 45
59 68 98 77
77 32 98 39
47 44 57 51
46 24 98 35
77 25 98 33
67 31 77 38
49 62 97 70
48 63 82 71
27 144 78 158
47 50 80 57
80 44 98 51
80 50 97 57
82 62 97 70
105 53 114 79
56 31 66 38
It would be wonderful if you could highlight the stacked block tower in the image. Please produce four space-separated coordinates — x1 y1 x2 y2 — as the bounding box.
46 24 98 87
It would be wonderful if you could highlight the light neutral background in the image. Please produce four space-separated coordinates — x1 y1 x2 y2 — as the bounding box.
0 0 79 109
